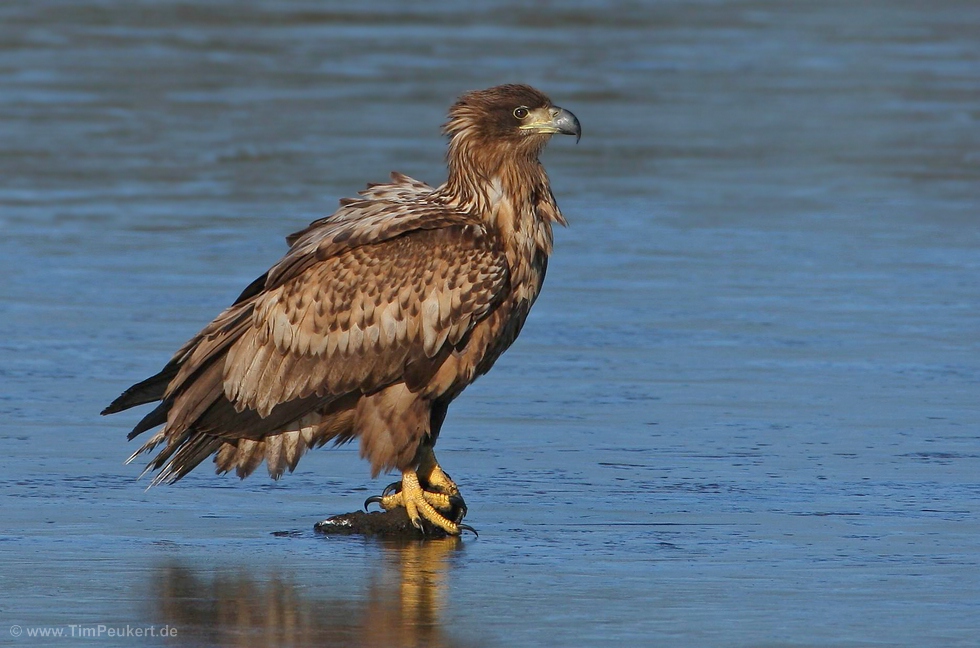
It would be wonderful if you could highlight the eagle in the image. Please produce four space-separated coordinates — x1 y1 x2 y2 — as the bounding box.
102 84 581 535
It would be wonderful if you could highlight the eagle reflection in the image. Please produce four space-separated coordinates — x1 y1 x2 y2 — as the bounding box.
149 538 477 648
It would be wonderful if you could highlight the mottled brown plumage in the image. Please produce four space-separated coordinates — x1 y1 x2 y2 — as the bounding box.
103 85 580 515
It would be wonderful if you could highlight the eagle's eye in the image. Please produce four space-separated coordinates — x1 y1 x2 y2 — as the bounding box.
513 106 529 120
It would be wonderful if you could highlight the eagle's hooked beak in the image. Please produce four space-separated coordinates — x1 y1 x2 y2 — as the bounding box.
551 106 582 143
520 106 582 143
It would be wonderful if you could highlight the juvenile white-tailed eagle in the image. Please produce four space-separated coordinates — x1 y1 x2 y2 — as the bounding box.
103 84 581 535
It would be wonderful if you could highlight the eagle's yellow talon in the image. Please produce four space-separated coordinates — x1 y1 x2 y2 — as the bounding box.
368 465 468 536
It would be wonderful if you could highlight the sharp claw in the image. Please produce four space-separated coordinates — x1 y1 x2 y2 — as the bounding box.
364 495 384 511
457 524 478 537
382 480 402 497
410 516 424 533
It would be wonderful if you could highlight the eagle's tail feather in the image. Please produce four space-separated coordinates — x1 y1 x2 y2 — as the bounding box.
101 364 177 415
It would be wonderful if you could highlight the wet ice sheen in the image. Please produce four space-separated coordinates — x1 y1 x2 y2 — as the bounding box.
1 1 978 646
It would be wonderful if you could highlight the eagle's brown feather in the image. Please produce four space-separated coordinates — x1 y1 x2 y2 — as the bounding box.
225 223 509 415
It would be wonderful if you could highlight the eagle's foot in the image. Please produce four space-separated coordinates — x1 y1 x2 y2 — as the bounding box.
365 469 473 536
379 463 467 511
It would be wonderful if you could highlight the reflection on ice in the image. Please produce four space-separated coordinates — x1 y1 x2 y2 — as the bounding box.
146 538 472 648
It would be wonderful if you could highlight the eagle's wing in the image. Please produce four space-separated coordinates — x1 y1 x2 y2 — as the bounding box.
131 176 509 458
220 222 508 417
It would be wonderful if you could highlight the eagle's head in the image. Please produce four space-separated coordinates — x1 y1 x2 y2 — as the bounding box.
444 84 581 160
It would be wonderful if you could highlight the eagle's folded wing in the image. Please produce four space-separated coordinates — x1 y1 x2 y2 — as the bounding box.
153 197 509 445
